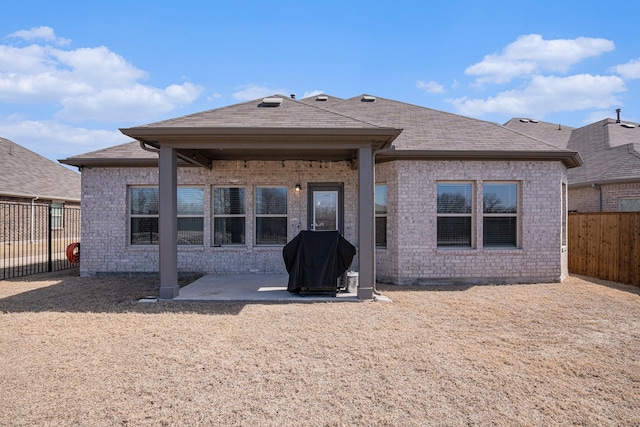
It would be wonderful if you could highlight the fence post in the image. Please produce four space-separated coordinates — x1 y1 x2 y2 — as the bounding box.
48 204 53 272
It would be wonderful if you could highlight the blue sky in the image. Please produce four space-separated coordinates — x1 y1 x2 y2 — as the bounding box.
1 0 639 165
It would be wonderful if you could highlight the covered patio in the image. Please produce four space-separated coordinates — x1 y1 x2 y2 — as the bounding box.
120 96 402 301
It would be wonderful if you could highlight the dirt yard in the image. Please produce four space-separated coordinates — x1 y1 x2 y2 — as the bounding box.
0 270 638 426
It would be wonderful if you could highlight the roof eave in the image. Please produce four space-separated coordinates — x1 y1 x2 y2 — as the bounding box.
120 126 402 139
377 150 584 168
58 158 162 168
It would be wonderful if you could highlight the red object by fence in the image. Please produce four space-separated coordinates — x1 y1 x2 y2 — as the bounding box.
66 242 80 265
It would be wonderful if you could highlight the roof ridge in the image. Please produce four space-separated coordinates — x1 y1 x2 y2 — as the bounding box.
294 94 390 129
499 123 578 153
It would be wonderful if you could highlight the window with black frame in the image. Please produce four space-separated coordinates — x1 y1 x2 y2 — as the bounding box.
255 187 287 245
129 186 204 245
483 182 518 248
212 187 246 246
375 184 387 248
437 182 473 247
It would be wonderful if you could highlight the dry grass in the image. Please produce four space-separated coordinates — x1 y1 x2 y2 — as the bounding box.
1 270 639 426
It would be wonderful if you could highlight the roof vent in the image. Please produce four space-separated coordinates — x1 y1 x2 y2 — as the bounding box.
519 119 530 123
529 119 539 123
316 95 328 101
361 95 376 102
616 108 621 123
621 123 636 128
261 97 283 107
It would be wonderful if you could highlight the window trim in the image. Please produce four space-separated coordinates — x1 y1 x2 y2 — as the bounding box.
212 186 247 246
482 181 520 249
254 186 288 246
436 181 474 248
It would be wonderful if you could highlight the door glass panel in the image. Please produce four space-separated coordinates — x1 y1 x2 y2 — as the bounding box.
313 191 338 231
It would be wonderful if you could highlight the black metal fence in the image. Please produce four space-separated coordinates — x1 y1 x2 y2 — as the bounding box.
1 202 81 280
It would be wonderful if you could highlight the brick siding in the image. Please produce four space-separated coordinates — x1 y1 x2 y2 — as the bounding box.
80 159 568 285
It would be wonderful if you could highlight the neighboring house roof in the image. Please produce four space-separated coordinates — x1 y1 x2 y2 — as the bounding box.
60 94 582 168
0 137 81 201
505 117 640 187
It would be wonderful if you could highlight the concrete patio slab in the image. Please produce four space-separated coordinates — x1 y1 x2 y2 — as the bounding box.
168 274 362 302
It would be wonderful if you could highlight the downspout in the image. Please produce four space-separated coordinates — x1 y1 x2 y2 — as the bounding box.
139 141 160 154
592 183 602 212
371 145 395 296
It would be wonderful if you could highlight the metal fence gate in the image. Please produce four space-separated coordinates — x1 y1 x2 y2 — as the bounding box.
1 202 81 280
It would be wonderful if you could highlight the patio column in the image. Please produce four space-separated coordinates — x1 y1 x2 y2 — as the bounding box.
357 146 375 300
158 145 179 299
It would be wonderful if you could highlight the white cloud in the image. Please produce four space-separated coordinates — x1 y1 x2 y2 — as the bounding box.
416 80 445 94
0 114 130 161
466 34 615 85
582 110 613 124
610 58 640 80
450 74 626 117
302 89 324 99
232 84 290 101
5 26 70 46
57 82 203 122
0 28 203 122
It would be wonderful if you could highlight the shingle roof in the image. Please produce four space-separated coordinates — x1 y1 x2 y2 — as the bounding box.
0 137 81 201
506 117 640 185
298 94 344 106
329 95 576 153
62 141 160 167
503 118 575 149
61 93 582 168
140 95 382 129
567 119 640 185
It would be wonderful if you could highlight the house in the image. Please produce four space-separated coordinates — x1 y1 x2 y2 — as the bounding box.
504 111 640 212
1 137 81 244
60 94 582 299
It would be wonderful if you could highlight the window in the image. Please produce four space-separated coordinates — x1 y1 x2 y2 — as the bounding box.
483 182 518 248
130 187 159 245
620 198 640 212
255 187 287 245
129 186 204 245
177 187 204 245
213 187 246 245
375 184 387 247
51 203 63 229
437 182 473 247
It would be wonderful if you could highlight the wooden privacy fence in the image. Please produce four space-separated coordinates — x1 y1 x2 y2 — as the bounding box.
568 212 640 287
